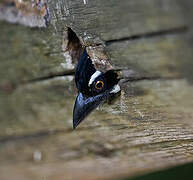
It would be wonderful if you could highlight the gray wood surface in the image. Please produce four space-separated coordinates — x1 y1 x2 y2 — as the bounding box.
0 0 193 180
107 32 193 78
49 0 192 43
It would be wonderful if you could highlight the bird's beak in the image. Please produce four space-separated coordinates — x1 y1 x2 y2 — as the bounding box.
73 92 108 129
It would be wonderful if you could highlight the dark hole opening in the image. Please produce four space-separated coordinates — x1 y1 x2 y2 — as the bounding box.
66 27 83 64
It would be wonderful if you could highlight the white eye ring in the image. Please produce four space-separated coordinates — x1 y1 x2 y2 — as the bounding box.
95 81 104 90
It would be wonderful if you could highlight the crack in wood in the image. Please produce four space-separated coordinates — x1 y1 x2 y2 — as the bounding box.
20 69 75 84
0 70 185 94
0 69 75 93
0 125 103 144
121 76 184 84
105 26 188 45
0 129 68 144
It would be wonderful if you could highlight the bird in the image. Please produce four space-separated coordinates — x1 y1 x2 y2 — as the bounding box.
73 46 121 129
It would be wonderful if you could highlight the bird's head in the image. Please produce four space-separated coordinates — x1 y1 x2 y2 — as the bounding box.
73 48 120 129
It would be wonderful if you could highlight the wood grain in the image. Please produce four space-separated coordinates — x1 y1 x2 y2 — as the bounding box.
49 0 193 43
107 32 193 79
0 0 193 180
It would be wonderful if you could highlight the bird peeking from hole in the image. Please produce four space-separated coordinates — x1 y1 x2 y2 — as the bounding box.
73 48 121 129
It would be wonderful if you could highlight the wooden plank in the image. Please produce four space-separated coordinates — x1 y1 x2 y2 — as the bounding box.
0 21 75 137
49 0 191 43
0 21 69 85
0 79 193 180
106 32 193 78
1 0 193 180
0 77 74 137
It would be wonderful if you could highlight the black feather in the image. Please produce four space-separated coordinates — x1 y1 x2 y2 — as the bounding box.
75 48 96 95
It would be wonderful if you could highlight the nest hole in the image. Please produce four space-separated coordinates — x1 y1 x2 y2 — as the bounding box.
66 27 83 64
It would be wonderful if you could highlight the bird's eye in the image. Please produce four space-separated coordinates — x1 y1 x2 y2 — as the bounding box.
95 80 104 90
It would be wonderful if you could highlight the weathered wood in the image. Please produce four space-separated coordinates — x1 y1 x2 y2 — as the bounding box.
49 0 193 43
1 0 193 180
107 32 193 78
0 21 75 136
0 21 69 85
0 79 193 180
0 78 75 137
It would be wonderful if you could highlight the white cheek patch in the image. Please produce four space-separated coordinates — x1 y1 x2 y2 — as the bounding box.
110 84 121 94
88 71 102 87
